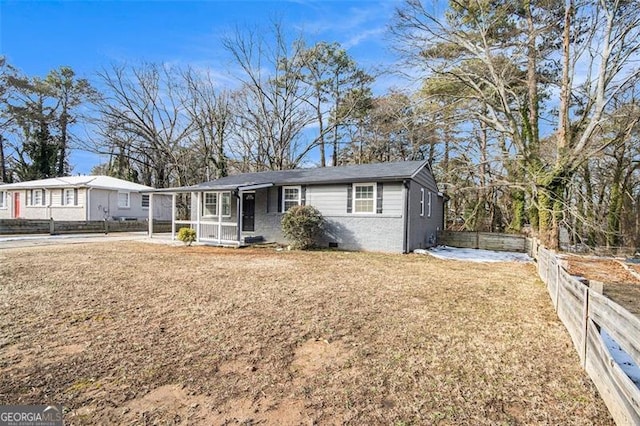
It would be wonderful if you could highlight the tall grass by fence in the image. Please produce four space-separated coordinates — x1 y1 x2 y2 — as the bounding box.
439 231 527 252
0 219 172 235
530 241 640 425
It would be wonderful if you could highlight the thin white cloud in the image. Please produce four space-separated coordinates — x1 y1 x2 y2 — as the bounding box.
342 27 386 50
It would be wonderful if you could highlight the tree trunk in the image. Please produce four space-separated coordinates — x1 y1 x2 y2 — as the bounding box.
0 135 7 183
536 172 565 250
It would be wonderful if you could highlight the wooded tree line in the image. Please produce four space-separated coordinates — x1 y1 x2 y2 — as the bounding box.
1 1 639 250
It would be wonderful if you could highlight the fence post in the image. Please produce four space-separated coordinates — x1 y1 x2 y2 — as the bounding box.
104 219 109 235
475 232 479 249
582 285 589 368
555 261 561 312
49 218 55 235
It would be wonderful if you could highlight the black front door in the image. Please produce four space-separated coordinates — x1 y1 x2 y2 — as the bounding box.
242 193 255 232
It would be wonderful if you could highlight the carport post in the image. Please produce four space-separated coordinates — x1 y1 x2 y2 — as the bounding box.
148 193 154 238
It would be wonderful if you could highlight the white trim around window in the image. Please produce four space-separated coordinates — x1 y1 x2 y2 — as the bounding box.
118 191 130 209
282 186 301 212
353 183 376 214
28 189 45 207
420 188 425 217
202 192 218 217
427 191 432 218
64 188 76 206
221 192 232 217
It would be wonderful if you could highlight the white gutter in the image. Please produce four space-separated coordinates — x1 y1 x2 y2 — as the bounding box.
238 182 274 191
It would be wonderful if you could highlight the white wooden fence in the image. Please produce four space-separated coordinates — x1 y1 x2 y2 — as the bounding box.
531 241 640 425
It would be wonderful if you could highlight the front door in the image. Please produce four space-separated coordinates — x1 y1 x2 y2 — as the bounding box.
242 193 255 232
13 192 20 218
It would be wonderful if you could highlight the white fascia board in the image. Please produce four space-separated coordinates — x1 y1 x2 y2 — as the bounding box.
238 183 274 191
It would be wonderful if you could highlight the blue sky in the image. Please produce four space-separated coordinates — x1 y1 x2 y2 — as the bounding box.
0 0 405 174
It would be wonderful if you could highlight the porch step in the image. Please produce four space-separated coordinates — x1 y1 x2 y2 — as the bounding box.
243 235 264 244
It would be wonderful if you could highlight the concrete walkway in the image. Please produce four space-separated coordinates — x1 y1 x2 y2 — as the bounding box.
0 232 176 250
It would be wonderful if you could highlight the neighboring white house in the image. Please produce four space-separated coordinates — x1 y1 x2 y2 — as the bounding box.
0 176 171 221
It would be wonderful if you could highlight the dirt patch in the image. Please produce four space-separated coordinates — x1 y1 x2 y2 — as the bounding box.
291 338 350 377
0 242 613 425
564 255 640 315
564 255 640 285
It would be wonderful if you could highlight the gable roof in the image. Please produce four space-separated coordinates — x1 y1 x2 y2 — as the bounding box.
160 160 430 192
0 176 153 192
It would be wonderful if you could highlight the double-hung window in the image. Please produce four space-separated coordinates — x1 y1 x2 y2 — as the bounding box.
221 192 231 217
203 192 218 216
282 186 301 211
0 191 5 209
118 192 130 208
64 188 76 206
353 183 375 214
427 191 432 218
33 189 44 206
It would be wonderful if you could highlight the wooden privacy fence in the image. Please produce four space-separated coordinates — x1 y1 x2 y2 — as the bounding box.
0 219 172 235
439 231 527 252
532 242 640 425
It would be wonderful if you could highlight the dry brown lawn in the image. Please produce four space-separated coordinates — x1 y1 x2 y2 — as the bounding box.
0 242 612 425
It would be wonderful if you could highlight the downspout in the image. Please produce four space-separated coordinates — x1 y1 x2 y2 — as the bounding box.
86 187 92 221
148 192 154 238
403 179 411 254
46 188 52 219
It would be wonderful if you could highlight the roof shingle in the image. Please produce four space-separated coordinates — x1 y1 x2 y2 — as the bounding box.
182 160 428 191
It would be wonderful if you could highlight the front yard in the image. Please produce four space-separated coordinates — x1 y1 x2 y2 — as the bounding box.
0 242 611 424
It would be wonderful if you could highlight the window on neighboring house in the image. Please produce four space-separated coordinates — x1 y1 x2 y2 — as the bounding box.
420 188 425 217
118 192 130 208
142 194 150 209
221 192 231 217
202 192 217 216
282 186 301 211
0 191 5 208
353 183 375 214
64 188 76 206
33 189 44 206
427 191 432 218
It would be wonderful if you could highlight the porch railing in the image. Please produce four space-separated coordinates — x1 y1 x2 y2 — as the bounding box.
174 220 239 245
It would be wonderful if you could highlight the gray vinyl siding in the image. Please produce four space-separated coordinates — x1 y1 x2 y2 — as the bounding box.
306 182 403 217
406 165 444 251
242 183 406 252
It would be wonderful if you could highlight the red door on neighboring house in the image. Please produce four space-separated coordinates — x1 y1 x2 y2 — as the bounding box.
13 192 20 218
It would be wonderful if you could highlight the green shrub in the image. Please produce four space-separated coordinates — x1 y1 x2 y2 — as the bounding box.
177 227 197 246
281 205 325 250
